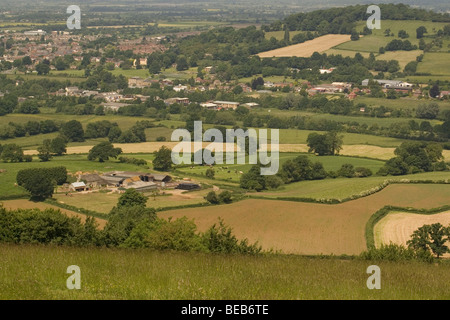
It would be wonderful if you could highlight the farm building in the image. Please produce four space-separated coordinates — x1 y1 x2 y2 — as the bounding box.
100 171 173 190
362 79 413 89
80 174 110 188
70 182 87 192
164 97 190 105
176 182 201 191
150 174 172 183
212 101 240 110
126 181 158 192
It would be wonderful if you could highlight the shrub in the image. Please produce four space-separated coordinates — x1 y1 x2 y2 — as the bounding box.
201 218 262 254
338 164 355 178
360 243 433 262
118 156 147 166
354 167 373 178
205 191 220 204
218 191 233 204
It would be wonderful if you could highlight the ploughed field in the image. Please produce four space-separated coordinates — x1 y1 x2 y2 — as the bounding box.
159 184 450 255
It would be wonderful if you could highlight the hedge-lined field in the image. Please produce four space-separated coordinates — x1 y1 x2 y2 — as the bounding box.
160 183 450 255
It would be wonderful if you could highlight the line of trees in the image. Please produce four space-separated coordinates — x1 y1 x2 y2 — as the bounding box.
0 188 263 255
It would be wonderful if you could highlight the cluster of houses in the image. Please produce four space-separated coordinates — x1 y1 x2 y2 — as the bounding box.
68 171 201 193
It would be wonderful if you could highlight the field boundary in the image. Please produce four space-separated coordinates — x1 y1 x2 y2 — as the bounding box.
365 204 450 250
250 179 450 204
45 199 109 220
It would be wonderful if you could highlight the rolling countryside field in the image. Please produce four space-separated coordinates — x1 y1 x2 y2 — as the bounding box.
158 184 450 255
1 1 450 302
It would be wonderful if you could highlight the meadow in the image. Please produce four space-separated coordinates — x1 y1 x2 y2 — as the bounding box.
1 244 450 299
338 20 449 53
416 52 450 76
176 153 385 183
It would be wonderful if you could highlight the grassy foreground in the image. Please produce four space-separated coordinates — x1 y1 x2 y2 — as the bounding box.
1 244 449 300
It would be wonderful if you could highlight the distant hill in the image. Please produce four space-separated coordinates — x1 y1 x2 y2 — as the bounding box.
265 4 450 34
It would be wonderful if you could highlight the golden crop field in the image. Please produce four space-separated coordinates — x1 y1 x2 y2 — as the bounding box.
159 184 450 255
257 34 351 58
374 211 450 257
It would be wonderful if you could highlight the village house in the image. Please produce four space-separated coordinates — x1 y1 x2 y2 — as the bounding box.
212 101 240 110
173 84 188 92
164 97 190 106
319 67 335 74
200 102 219 110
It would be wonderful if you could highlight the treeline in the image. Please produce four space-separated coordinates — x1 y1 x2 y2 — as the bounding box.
240 155 374 192
0 119 60 140
0 189 263 255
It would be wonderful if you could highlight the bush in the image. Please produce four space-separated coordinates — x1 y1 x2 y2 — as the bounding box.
0 206 102 245
218 191 233 204
360 243 433 262
205 167 215 179
118 156 147 166
338 164 355 178
205 191 220 204
354 167 373 178
201 218 262 254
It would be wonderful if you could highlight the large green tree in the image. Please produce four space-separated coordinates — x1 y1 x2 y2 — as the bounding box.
117 188 148 208
87 141 122 162
407 223 450 258
61 120 85 142
21 170 54 201
153 146 173 171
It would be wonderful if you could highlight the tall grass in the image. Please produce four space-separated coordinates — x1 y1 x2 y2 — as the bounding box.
0 244 449 299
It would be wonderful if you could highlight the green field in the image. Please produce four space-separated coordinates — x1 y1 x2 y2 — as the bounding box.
278 129 406 147
376 50 423 69
176 153 385 183
264 30 305 41
259 171 450 200
353 96 450 112
251 108 443 126
336 20 449 53
1 244 449 299
417 52 450 76
324 48 372 58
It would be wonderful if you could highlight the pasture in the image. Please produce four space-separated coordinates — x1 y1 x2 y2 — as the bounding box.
339 19 449 53
2 244 450 299
257 34 351 58
159 184 450 255
260 171 450 200
176 153 385 183
416 52 450 76
376 50 423 69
